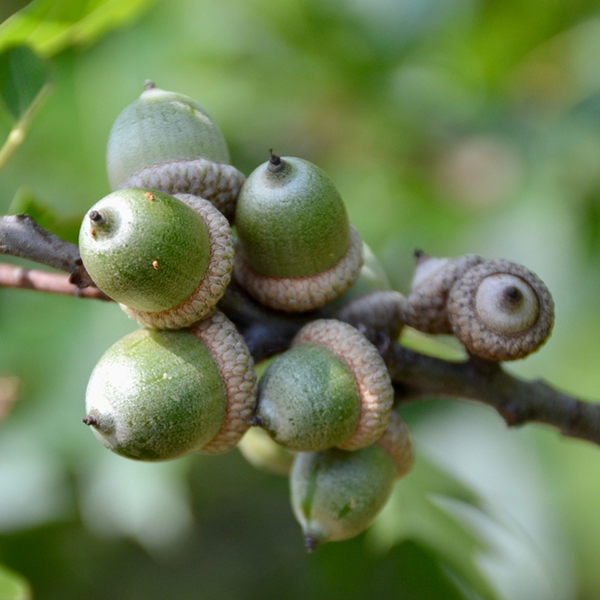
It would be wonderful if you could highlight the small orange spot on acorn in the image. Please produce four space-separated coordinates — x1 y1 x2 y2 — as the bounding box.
145 192 156 201
152 260 159 270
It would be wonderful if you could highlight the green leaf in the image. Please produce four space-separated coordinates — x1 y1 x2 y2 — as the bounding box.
0 45 49 122
0 44 50 171
369 454 501 600
0 0 157 58
0 564 31 600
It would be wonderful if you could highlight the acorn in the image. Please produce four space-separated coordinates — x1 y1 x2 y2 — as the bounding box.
107 81 245 220
237 427 296 476
447 259 554 361
234 152 363 312
400 251 484 334
82 311 257 461
290 411 414 551
252 319 393 452
79 188 234 329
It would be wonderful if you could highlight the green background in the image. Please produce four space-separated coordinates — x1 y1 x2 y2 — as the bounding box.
1 0 600 598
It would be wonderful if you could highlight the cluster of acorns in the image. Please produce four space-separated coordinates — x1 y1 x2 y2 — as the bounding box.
79 81 555 551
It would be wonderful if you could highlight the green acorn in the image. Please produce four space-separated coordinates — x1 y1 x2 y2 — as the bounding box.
107 81 245 219
290 411 414 551
237 427 296 476
234 152 363 312
83 311 257 461
79 188 234 329
253 319 393 452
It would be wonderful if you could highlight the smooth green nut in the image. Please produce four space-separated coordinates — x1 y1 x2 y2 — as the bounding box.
84 328 227 461
107 82 230 191
83 311 258 460
236 155 349 278
234 153 363 312
237 427 296 476
79 189 235 329
290 445 397 550
79 189 210 313
255 343 361 452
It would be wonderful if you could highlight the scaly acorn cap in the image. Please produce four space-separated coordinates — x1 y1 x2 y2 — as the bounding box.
79 189 234 329
234 152 363 311
82 312 256 461
401 252 484 334
253 319 393 452
107 81 245 220
447 259 554 361
189 311 258 454
290 412 413 551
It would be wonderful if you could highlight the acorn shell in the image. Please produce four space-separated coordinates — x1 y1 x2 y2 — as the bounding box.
234 156 363 311
80 189 235 329
289 410 413 550
290 445 397 549
448 259 554 361
237 427 296 476
107 82 245 220
83 311 257 461
79 189 211 313
401 253 484 334
255 343 362 452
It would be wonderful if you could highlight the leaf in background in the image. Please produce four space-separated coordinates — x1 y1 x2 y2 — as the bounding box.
0 44 50 171
0 0 157 58
0 45 49 122
0 563 31 600
7 186 81 243
369 454 502 600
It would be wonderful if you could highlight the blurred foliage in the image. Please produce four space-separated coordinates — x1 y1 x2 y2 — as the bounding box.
1 0 600 598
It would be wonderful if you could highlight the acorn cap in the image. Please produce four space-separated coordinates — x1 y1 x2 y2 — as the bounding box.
83 327 228 461
121 194 235 329
334 290 405 340
189 310 258 454
375 410 415 478
292 319 393 451
402 253 484 334
123 158 245 221
234 225 363 312
448 259 554 361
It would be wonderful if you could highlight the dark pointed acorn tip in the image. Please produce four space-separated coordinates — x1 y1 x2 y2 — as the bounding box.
82 415 98 427
247 414 263 427
88 210 104 225
413 249 429 264
304 536 319 553
144 79 156 91
268 148 285 173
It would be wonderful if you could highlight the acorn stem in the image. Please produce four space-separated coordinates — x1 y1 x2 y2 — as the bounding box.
144 79 156 91
268 148 284 173
304 535 319 553
82 415 98 426
88 210 105 225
